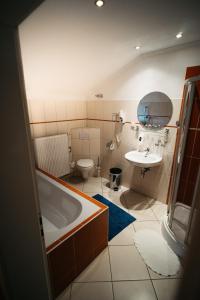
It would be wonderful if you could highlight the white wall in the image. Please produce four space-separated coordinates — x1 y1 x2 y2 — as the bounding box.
19 0 200 103
91 43 200 101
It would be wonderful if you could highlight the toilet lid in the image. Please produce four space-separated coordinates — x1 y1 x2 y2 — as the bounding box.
77 159 94 168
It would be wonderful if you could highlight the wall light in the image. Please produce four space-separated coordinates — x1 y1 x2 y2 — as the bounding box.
135 46 141 50
95 0 105 7
176 32 183 39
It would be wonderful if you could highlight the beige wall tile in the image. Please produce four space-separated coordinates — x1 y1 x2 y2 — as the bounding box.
57 121 68 134
55 99 67 120
29 124 34 138
82 140 90 156
90 139 100 156
89 128 100 139
103 101 115 120
71 127 80 139
33 124 46 138
30 99 45 122
44 99 57 121
26 99 33 123
71 139 82 155
103 121 115 141
45 123 58 136
170 99 182 126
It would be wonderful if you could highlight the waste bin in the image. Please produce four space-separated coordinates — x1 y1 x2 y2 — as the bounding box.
109 167 122 191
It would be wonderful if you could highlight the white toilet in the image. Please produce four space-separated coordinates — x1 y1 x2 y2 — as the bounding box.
77 159 94 179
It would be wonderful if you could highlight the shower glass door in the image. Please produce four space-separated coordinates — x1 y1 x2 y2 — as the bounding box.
168 78 200 246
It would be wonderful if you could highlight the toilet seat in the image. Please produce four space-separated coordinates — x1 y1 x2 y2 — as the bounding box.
77 159 94 168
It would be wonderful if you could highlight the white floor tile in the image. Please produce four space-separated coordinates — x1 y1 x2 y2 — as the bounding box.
148 199 165 206
113 280 157 300
74 248 111 282
122 190 158 221
129 207 157 221
86 177 102 184
102 181 128 194
109 245 149 281
71 282 113 300
103 191 128 212
83 182 102 193
123 190 152 210
61 178 84 191
151 204 167 221
108 224 135 246
133 221 161 233
152 279 181 300
84 191 103 197
56 285 71 300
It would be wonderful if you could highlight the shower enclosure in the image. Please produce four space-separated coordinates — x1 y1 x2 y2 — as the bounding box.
162 73 200 257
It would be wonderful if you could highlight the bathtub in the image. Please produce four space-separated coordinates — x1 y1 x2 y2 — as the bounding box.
36 170 108 297
36 170 107 250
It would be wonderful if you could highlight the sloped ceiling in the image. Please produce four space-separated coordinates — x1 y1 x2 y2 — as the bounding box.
19 0 200 100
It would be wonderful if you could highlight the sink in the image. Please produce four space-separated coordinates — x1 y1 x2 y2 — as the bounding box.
125 150 162 168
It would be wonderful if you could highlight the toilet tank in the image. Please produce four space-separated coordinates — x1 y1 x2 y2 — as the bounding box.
71 127 100 165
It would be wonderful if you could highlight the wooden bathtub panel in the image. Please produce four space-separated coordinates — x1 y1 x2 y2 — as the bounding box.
48 209 108 298
91 210 108 256
74 222 94 274
47 235 76 297
74 210 108 274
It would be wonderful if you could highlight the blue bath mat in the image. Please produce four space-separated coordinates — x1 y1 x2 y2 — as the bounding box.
93 194 136 241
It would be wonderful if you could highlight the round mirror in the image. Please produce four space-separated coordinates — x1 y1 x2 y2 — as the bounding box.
137 91 173 129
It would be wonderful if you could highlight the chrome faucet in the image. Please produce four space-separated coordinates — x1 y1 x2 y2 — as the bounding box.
144 147 150 157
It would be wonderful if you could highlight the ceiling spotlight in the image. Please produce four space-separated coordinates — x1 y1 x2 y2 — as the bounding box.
176 32 183 39
135 46 141 50
95 0 105 7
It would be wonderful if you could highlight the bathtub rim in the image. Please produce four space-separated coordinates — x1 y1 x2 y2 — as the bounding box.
36 168 108 253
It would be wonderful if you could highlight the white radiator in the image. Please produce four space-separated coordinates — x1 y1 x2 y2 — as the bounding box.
34 134 70 177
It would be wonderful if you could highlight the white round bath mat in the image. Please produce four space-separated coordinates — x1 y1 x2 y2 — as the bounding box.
134 229 180 276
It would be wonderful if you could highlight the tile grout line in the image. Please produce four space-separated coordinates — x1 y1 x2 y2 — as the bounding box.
146 267 159 300
69 277 179 284
69 283 72 300
150 206 160 221
131 229 159 300
107 246 115 300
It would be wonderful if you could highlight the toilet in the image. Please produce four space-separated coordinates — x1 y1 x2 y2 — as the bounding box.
77 159 94 179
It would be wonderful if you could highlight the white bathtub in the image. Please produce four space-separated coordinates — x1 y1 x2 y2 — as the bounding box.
36 171 103 250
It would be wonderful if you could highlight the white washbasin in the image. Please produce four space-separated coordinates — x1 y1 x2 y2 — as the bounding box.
125 150 162 168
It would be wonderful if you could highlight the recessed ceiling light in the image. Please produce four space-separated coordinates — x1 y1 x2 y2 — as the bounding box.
176 32 183 39
135 46 141 50
95 0 105 7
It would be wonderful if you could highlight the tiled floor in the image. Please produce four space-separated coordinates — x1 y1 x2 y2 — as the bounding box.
57 176 182 300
